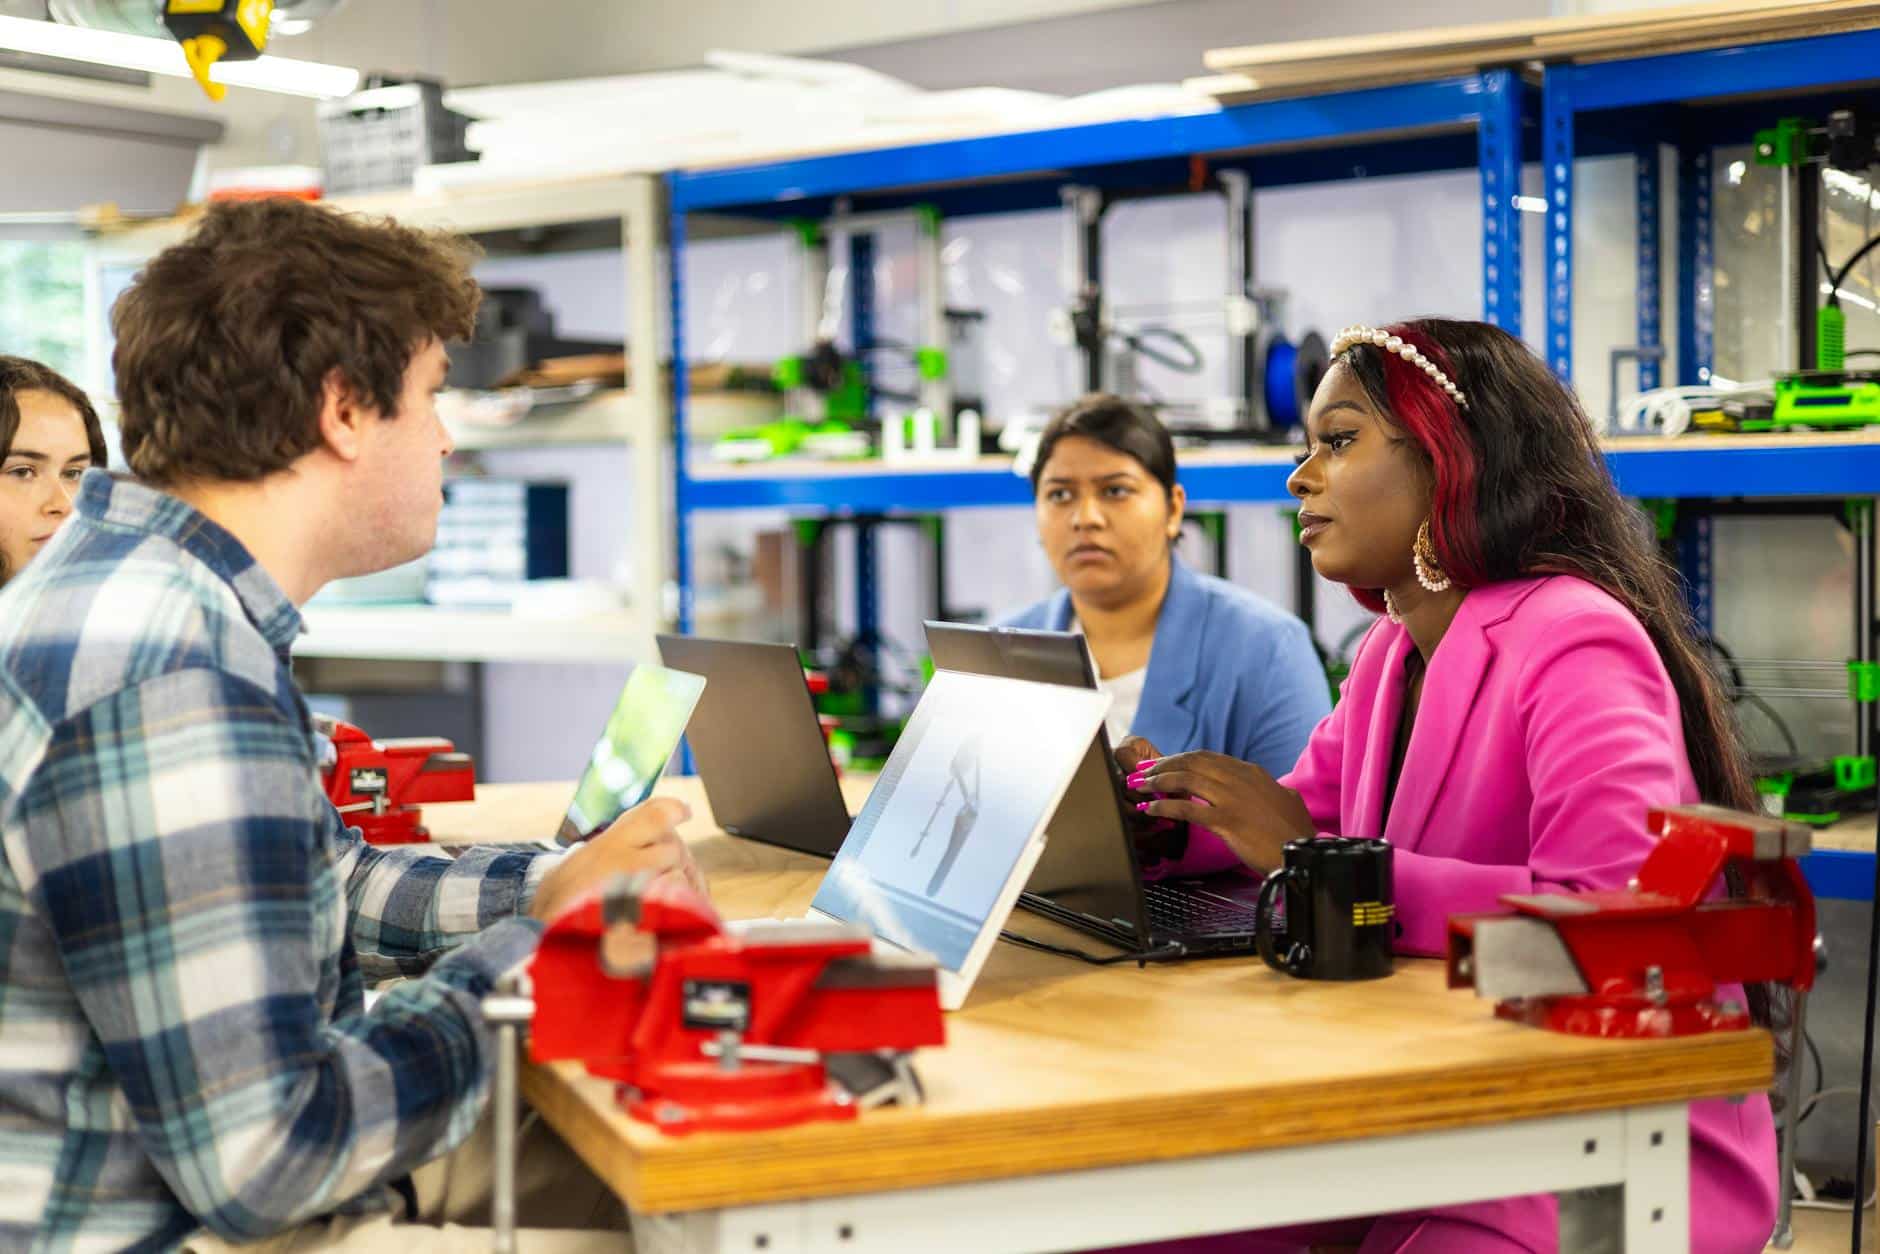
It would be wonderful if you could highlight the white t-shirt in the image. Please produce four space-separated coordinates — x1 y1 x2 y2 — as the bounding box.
1097 666 1147 747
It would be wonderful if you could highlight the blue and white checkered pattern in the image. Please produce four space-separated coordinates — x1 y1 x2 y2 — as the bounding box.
0 472 556 1251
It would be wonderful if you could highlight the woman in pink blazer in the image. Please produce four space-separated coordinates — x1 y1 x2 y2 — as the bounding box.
1121 319 1778 1254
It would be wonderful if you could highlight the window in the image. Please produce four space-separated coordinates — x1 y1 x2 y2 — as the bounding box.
0 240 85 379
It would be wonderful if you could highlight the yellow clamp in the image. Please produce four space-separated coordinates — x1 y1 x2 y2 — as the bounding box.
180 33 229 101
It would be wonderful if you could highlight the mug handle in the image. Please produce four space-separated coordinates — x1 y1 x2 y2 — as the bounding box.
1255 866 1298 974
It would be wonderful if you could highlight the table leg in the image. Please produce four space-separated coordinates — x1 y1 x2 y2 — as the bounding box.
1557 1104 1689 1253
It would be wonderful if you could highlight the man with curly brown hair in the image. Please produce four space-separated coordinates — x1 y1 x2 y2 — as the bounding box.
0 199 671 1251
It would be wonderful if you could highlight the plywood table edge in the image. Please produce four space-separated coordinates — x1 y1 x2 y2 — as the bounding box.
524 1029 1771 1214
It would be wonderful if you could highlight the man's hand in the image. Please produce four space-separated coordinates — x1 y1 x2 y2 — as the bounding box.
1129 751 1315 874
528 796 701 923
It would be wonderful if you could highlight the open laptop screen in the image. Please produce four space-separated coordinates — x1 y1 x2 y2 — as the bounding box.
557 664 706 844
810 670 1107 971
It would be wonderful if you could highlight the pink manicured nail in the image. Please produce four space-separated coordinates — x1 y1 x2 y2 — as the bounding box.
1134 801 1153 813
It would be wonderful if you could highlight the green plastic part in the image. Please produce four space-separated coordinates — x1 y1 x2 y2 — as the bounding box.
788 218 823 249
1325 661 1349 709
1819 302 1847 371
915 346 949 381
825 362 869 422
1639 499 1677 543
1834 755 1877 792
792 519 824 548
1770 376 1880 429
818 690 865 718
916 203 941 235
1756 773 1794 797
1754 117 1810 167
714 418 813 459
1852 660 1880 704
1784 810 1843 827
773 355 805 391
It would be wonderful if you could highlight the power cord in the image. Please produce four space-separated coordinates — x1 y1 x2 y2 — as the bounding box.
1785 1088 1880 1213
1113 325 1205 375
999 929 1187 966
1608 380 1775 437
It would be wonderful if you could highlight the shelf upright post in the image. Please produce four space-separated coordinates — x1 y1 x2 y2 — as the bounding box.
1478 68 1525 338
1855 500 1876 763
1062 185 1105 395
915 204 953 428
668 186 694 638
625 174 669 645
849 229 880 715
1543 67 1576 380
1677 143 1715 386
1220 168 1258 429
1636 144 1663 392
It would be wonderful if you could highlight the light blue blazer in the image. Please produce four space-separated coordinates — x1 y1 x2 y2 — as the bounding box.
1000 557 1330 779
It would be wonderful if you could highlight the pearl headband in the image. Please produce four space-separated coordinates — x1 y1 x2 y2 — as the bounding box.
1331 325 1468 409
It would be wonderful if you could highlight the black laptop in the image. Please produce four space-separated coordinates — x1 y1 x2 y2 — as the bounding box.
655 635 854 858
923 621 1263 956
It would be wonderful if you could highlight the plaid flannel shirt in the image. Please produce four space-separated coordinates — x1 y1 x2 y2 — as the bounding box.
0 473 558 1252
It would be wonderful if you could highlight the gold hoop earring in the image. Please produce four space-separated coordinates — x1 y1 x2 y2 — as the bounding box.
1414 520 1452 593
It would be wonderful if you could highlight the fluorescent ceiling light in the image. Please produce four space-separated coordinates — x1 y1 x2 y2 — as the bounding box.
0 13 358 98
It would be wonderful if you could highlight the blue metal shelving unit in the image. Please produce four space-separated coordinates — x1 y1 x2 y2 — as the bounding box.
1543 26 1880 385
1543 32 1880 900
667 50 1879 895
668 70 1535 632
685 436 1880 514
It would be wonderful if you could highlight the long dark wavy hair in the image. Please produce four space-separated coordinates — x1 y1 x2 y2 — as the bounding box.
1340 318 1783 1043
1339 318 1754 812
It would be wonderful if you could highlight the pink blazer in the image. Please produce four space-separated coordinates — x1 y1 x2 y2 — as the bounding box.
1246 576 1776 1252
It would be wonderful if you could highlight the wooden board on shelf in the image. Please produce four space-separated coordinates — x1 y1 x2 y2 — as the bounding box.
1194 0 1880 101
294 605 653 664
444 389 643 451
1812 814 1876 852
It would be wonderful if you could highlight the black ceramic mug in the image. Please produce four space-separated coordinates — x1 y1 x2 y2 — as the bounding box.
1254 836 1395 980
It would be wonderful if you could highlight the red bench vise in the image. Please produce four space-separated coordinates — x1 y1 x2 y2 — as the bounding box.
313 716 476 845
1446 804 1817 1038
528 872 946 1134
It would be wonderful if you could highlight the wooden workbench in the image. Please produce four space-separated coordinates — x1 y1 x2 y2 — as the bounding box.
425 778 1773 1253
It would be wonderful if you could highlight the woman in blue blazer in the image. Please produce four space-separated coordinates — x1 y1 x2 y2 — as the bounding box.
1003 395 1329 827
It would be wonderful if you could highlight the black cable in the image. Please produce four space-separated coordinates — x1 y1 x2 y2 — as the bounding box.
1821 240 1836 286
1831 231 1880 293
1850 687 1880 1254
1740 691 1804 761
1702 633 1747 693
999 929 1186 966
1702 635 1803 759
1114 325 1205 375
1796 1027 1829 1127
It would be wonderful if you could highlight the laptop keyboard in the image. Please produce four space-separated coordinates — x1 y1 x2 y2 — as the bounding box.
1142 882 1262 937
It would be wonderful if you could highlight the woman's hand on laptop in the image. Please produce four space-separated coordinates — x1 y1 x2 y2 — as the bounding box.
528 796 704 922
1113 737 1162 774
1130 752 1314 873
